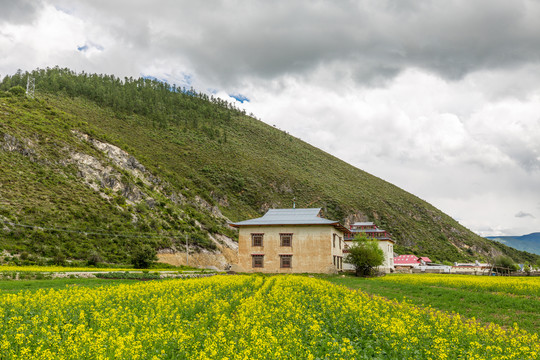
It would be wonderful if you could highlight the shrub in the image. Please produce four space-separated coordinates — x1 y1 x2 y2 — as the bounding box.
131 244 158 269
8 86 26 97
86 250 103 267
492 255 516 274
52 252 66 266
345 234 384 277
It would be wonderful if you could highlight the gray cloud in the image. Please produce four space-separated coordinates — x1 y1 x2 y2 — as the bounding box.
50 0 540 88
515 211 535 218
0 0 43 24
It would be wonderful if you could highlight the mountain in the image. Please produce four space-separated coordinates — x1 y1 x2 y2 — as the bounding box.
487 233 540 256
1 68 538 267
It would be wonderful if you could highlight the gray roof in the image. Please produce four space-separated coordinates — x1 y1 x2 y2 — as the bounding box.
352 222 375 226
231 208 342 228
351 228 386 233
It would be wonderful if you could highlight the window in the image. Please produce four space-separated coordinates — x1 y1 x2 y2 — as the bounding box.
252 255 264 268
333 234 336 248
280 255 292 268
334 256 342 269
280 233 292 247
339 236 342 249
251 233 264 247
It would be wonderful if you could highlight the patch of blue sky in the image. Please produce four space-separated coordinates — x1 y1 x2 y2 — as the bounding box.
140 74 198 95
180 73 192 86
229 93 250 103
54 6 74 15
141 74 168 83
77 42 104 53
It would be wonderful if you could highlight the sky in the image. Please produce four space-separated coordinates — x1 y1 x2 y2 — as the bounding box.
1 0 540 237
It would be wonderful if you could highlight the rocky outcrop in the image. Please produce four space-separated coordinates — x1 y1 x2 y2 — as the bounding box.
0 133 37 160
70 131 238 268
74 132 148 181
68 131 157 205
194 195 226 219
157 232 238 270
343 211 370 227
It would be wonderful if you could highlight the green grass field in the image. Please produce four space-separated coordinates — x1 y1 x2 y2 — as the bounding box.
321 274 540 334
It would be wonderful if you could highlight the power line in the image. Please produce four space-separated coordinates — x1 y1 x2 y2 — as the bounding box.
0 218 187 239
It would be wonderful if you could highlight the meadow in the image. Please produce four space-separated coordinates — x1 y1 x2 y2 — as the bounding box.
1 275 538 359
324 273 540 334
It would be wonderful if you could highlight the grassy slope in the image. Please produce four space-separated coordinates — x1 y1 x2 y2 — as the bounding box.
322 275 540 334
1 92 538 264
49 95 537 263
0 95 226 263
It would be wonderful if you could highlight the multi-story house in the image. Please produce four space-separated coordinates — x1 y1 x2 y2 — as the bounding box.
231 208 347 273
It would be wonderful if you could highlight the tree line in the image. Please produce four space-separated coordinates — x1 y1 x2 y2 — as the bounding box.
0 67 247 130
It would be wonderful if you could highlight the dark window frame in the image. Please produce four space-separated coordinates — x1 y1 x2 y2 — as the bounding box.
251 233 264 247
280 233 293 247
252 254 264 268
280 254 292 268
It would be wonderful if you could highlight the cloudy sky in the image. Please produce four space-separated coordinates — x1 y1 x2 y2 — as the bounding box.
1 0 540 236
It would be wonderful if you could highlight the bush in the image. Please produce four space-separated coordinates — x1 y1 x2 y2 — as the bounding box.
8 86 26 97
492 255 516 274
131 244 158 269
345 234 384 277
86 250 103 267
52 252 66 266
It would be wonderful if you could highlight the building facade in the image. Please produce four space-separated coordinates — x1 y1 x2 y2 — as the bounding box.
231 208 346 274
343 221 395 272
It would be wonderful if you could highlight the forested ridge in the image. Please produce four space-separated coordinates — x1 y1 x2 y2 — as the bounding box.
0 67 537 265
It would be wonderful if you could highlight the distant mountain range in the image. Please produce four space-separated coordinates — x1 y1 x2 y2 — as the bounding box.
486 233 540 256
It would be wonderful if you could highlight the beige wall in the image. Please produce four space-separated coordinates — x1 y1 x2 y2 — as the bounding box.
379 240 394 270
237 225 344 274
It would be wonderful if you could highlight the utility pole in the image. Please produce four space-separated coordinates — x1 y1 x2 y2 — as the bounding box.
186 235 189 266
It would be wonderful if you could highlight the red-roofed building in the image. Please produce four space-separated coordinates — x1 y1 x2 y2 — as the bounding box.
393 255 433 269
394 254 420 268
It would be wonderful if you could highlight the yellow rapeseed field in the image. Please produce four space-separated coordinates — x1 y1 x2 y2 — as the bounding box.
0 275 538 359
378 273 540 296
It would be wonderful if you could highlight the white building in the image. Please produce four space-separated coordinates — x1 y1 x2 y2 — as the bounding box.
342 222 395 273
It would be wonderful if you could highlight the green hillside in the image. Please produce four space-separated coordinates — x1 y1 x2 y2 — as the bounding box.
0 68 537 265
